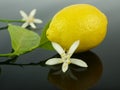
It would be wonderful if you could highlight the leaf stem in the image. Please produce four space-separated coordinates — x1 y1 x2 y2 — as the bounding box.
0 19 24 23
0 53 15 57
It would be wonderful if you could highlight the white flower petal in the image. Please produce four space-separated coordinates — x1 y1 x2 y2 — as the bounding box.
45 58 62 65
71 59 88 67
34 19 43 23
67 40 80 57
20 10 28 19
52 42 65 55
29 9 36 18
30 23 36 29
22 22 29 28
62 62 69 72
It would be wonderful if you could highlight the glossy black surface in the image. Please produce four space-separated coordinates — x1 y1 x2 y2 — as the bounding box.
0 0 120 90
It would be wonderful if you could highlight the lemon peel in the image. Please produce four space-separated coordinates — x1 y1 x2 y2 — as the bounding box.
47 4 108 52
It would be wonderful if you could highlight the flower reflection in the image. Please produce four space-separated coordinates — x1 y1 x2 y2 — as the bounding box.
47 51 103 90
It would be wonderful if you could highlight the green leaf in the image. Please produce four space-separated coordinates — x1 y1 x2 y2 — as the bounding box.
8 24 40 55
39 21 54 50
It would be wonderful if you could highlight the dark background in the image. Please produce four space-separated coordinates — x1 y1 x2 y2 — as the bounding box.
0 0 120 90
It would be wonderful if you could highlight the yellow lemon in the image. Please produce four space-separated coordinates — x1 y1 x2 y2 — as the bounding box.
46 4 108 52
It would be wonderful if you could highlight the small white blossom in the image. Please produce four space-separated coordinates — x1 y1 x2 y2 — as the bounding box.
20 9 42 29
45 40 88 73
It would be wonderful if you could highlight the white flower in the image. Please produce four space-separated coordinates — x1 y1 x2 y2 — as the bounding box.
20 9 42 29
45 40 88 73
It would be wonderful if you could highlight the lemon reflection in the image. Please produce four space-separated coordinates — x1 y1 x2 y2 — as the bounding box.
48 51 103 90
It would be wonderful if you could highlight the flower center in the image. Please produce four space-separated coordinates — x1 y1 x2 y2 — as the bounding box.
28 17 34 23
61 53 71 64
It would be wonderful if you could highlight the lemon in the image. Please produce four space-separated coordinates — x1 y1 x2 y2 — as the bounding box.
46 4 108 52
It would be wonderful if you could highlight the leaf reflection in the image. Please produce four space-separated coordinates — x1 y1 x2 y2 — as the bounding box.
47 51 103 90
0 25 8 30
0 56 46 66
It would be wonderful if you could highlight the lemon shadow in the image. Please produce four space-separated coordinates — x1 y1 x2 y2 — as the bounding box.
47 51 103 90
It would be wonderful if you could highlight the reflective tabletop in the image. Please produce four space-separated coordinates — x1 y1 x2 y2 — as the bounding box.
0 0 120 90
